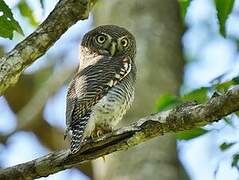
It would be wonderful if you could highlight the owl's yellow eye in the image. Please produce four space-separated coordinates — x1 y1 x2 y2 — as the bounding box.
96 35 106 44
120 38 128 47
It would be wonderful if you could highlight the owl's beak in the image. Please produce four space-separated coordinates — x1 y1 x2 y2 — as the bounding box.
109 41 117 56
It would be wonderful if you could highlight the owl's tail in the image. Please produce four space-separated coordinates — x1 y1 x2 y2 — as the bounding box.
70 113 90 154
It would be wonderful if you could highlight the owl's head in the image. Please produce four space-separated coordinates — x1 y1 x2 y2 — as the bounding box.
81 25 136 59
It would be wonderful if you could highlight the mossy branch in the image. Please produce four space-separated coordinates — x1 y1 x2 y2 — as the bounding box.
0 87 239 179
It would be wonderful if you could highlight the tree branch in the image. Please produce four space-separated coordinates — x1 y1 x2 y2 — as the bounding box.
0 0 97 95
0 87 239 179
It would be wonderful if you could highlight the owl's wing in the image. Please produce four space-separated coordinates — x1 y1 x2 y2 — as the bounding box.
65 55 132 134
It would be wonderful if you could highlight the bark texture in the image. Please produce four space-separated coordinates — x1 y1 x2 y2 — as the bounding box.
0 88 239 179
92 0 184 179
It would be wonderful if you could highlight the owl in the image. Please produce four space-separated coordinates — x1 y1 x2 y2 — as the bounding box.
65 25 136 154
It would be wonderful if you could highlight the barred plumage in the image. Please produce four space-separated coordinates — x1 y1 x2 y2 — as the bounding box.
70 111 91 153
65 25 136 153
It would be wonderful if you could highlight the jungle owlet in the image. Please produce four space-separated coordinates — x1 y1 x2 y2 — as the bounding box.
65 25 136 153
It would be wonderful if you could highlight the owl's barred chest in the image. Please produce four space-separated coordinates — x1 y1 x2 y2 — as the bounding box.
84 77 135 137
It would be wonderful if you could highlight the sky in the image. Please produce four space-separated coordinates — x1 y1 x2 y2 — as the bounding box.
1 0 239 179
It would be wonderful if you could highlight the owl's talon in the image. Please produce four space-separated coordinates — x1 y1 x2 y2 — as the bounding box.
96 129 103 137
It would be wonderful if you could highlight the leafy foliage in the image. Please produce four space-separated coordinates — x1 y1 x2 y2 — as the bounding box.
232 153 239 169
17 0 38 27
155 91 210 140
178 0 235 36
220 142 236 151
176 128 208 140
182 87 209 103
223 116 235 127
155 94 180 112
39 0 45 9
155 75 239 141
213 75 239 92
178 0 191 22
214 0 235 37
0 0 23 39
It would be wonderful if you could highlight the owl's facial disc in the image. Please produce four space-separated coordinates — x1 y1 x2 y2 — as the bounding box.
94 33 113 55
99 40 117 56
93 33 131 57
109 41 117 56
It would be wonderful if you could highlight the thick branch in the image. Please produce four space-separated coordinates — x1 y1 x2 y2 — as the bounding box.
0 0 97 95
0 88 239 179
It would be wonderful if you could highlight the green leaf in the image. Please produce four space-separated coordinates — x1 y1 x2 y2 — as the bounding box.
223 117 234 127
180 76 239 106
215 80 235 91
17 0 38 27
177 128 208 140
0 16 13 38
178 0 191 21
39 0 45 9
232 153 239 168
214 0 235 37
182 87 209 103
232 76 239 84
214 76 239 91
220 142 236 151
0 0 23 39
235 111 239 119
155 94 180 112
